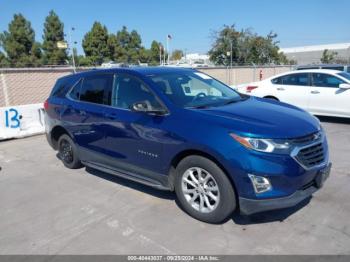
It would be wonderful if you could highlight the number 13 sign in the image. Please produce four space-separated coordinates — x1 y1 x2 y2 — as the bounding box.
4 108 20 128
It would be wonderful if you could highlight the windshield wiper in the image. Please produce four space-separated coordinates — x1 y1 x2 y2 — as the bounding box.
189 104 212 109
224 99 241 105
224 96 249 105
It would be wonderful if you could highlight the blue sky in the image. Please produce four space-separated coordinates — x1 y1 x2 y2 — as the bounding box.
1 0 350 55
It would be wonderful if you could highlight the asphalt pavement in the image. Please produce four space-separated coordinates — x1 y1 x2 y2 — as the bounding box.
0 117 349 254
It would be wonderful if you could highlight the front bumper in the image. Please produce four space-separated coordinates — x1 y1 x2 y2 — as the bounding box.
239 163 331 215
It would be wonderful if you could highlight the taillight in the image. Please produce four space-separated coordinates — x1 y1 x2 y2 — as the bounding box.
44 99 49 111
246 86 258 93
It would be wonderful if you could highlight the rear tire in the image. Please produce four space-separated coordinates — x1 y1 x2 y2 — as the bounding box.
58 134 82 169
174 155 236 224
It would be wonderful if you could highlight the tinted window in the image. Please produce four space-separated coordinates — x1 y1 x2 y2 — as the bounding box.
297 66 319 70
51 79 67 98
273 73 309 86
68 79 82 100
338 72 350 81
271 77 282 84
50 77 75 97
112 74 162 110
312 73 345 88
149 72 242 108
80 74 114 105
322 66 344 71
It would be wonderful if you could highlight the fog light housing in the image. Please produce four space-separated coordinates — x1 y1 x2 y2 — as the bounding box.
248 174 272 194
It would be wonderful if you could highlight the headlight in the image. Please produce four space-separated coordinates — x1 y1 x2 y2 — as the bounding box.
230 133 291 153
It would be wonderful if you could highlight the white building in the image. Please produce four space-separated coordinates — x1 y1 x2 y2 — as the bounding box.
280 43 350 65
178 53 211 67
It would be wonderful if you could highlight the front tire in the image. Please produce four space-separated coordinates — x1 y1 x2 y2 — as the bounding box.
174 155 236 223
58 134 82 169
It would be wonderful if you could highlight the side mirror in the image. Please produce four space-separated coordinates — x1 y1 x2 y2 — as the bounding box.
132 101 150 112
339 83 350 89
131 101 167 115
184 86 191 94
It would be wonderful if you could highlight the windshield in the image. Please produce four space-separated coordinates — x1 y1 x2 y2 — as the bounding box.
338 72 350 81
148 71 243 108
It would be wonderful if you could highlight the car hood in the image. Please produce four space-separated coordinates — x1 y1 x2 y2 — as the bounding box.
195 97 320 138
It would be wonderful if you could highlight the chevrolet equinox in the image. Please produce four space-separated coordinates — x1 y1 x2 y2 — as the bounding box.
45 67 331 223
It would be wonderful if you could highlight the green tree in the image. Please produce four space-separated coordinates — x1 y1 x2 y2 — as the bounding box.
109 26 145 64
42 10 68 65
320 49 338 64
209 24 289 66
171 49 183 61
0 51 10 67
82 22 110 65
149 40 162 65
76 55 93 67
246 32 288 65
0 13 42 67
208 24 240 66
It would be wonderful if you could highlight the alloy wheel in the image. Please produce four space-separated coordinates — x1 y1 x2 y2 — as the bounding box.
59 139 73 164
181 167 220 213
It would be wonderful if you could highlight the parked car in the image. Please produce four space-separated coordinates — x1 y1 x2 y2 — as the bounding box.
237 69 350 118
101 61 129 68
296 64 350 73
45 67 331 223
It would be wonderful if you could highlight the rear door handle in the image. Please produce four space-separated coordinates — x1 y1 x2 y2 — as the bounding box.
277 87 285 91
311 90 320 94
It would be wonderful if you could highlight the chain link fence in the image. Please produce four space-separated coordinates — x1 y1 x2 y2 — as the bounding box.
199 65 295 86
0 65 295 107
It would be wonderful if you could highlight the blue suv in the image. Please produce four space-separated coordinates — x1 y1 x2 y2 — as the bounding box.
45 67 331 223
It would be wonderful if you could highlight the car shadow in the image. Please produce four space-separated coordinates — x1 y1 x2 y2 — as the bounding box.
85 166 311 225
85 167 175 201
316 115 350 124
231 197 311 225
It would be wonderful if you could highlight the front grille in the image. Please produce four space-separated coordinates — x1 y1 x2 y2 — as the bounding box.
291 132 320 144
295 143 325 169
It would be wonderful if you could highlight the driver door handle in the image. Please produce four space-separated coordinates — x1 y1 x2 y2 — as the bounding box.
311 90 320 94
277 87 285 91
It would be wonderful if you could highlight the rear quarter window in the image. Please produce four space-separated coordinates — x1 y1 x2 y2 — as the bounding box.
68 79 83 100
50 79 68 98
50 76 78 98
271 77 282 84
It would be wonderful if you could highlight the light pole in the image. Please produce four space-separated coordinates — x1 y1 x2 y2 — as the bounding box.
226 37 233 83
69 27 76 73
230 40 233 69
159 44 163 66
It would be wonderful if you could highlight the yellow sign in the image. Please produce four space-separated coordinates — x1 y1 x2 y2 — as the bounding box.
57 41 68 49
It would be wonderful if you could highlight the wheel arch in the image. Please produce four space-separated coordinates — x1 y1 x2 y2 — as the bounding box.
50 125 73 150
167 149 239 200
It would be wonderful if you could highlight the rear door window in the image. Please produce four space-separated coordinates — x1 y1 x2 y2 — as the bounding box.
80 74 114 105
272 73 309 86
